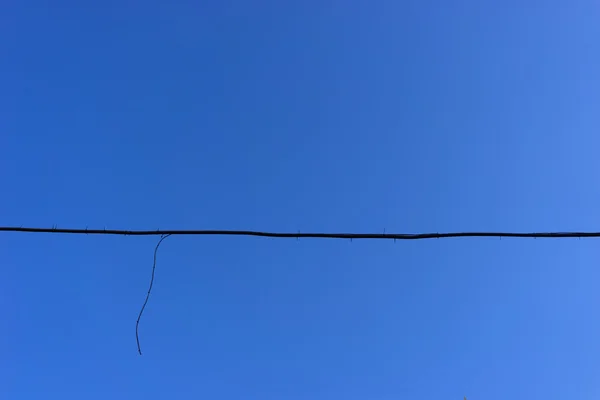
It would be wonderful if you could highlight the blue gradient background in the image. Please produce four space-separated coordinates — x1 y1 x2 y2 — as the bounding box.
2 1 599 399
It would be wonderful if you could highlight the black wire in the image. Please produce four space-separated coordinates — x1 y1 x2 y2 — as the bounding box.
0 226 597 240
135 234 171 355
2 225 595 355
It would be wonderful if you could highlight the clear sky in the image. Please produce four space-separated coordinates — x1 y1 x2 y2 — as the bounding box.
2 1 600 399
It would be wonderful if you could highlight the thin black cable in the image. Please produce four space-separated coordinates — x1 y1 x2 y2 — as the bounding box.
135 234 171 355
3 225 597 355
0 226 599 240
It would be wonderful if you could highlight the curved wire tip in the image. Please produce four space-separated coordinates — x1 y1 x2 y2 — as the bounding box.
135 234 171 355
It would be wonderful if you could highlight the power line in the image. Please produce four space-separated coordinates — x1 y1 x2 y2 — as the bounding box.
0 226 598 240
5 225 593 354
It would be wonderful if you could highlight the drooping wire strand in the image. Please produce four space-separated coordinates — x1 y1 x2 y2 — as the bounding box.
135 234 171 355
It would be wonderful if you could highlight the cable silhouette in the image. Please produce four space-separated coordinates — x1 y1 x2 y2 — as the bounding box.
3 225 597 354
1 226 599 239
135 234 171 355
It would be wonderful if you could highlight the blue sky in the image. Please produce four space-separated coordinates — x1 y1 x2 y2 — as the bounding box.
2 1 599 399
